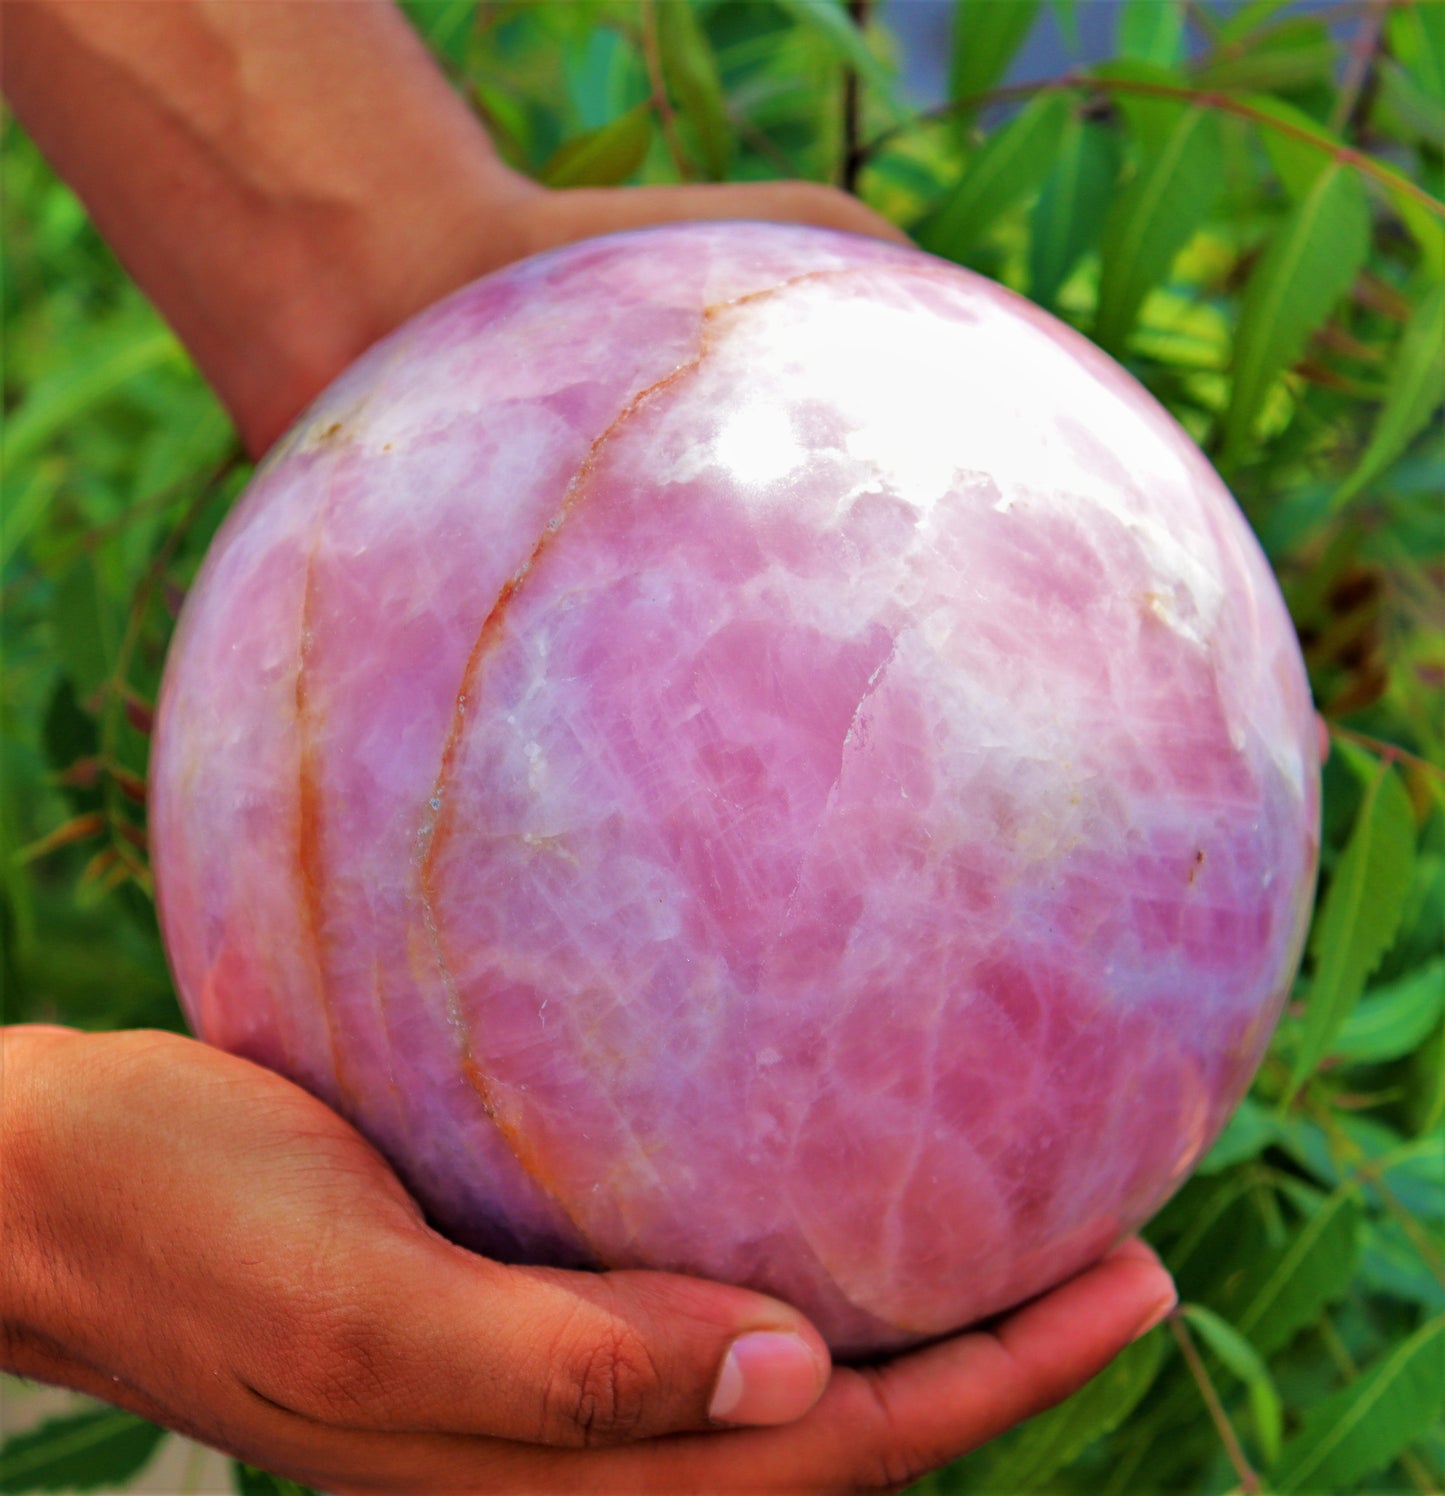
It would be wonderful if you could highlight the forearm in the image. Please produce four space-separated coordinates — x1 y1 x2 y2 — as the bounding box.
2 0 542 456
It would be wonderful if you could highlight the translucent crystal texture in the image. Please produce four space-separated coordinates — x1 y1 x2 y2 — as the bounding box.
151 223 1320 1356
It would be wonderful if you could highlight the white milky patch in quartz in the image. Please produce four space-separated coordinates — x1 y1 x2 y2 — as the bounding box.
152 223 1321 1356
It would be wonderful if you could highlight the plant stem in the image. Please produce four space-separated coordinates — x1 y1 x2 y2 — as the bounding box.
638 0 694 181
1329 724 1444 784
1170 1314 1262 1495
1330 0 1389 135
859 71 1445 220
840 0 870 193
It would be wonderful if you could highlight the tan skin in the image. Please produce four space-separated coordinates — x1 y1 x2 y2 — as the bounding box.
2 4 1180 1491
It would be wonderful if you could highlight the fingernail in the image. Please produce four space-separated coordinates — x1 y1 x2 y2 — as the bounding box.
1131 1290 1178 1342
709 1331 826 1426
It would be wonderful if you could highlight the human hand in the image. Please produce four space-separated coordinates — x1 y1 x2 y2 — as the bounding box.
2 0 905 461
3 1024 1175 1494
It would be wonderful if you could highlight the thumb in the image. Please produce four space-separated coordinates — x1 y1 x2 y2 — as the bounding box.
244 1229 832 1448
477 1260 834 1444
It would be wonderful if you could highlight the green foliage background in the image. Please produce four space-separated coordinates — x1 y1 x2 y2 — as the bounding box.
3 1 1442 1492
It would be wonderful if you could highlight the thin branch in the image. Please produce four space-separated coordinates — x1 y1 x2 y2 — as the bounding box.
1330 0 1390 135
95 452 242 900
859 70 1445 221
840 0 870 193
1169 1314 1262 1496
638 0 693 181
1328 723 1445 784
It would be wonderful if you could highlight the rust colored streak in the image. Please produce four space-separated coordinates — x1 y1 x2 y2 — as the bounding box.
294 537 357 1114
459 1051 604 1258
417 347 707 899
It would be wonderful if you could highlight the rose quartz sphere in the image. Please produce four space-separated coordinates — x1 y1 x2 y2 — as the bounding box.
152 223 1319 1356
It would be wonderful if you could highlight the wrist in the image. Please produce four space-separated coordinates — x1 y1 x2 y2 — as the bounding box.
1 1025 80 1374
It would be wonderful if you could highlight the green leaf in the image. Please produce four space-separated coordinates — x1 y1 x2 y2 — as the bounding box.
1333 280 1445 509
539 101 654 188
398 0 476 68
1216 0 1297 45
1180 1305 1283 1465
948 0 1043 115
982 1327 1164 1489
655 0 732 181
1090 59 1185 157
1388 0 1445 103
1230 1188 1364 1354
0 1408 167 1492
1335 957 1445 1063
1196 1096 1277 1174
231 1463 315 1496
1240 90 1443 272
1049 0 1079 52
1380 58 1445 149
1275 1315 1445 1491
1249 93 1339 199
1095 105 1222 353
1288 754 1418 1098
1223 164 1370 463
917 92 1074 261
0 324 178 480
1028 116 1120 307
1118 0 1185 68
1195 17 1336 93
770 0 906 125
51 553 117 701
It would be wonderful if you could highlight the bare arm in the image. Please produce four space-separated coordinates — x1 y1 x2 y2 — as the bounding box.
2 0 906 457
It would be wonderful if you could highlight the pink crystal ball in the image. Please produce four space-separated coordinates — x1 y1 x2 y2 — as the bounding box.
152 222 1320 1356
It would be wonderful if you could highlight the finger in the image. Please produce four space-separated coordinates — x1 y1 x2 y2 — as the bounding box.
532 180 913 248
191 1243 1176 1496
813 1237 1179 1492
237 1233 831 1447
537 1236 1179 1494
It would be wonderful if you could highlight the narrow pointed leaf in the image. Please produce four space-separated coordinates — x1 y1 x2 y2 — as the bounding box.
1249 93 1338 199
771 0 905 125
982 1326 1164 1489
1091 59 1189 157
1180 1305 1283 1465
1197 1096 1278 1174
1029 116 1120 306
1335 957 1445 1062
398 0 476 68
1218 0 1297 44
1275 1315 1445 1491
655 0 731 181
1096 106 1222 352
1388 1 1445 103
1224 164 1370 462
1333 280 1445 508
1049 0 1079 51
1195 17 1336 92
917 92 1073 261
231 1464 314 1496
0 1408 167 1493
1288 755 1417 1097
949 0 1042 115
1230 1188 1364 1353
539 102 653 187
1118 0 1186 67
0 325 177 478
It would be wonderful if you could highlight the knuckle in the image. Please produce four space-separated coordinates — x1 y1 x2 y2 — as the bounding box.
267 1287 395 1426
853 1373 941 1494
541 1315 663 1446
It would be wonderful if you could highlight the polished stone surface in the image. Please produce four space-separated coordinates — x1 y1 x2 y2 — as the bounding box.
152 223 1320 1355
